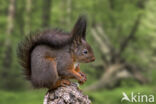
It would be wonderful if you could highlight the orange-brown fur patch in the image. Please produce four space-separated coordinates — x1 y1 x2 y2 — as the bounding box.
75 66 80 72
52 79 71 89
45 56 55 61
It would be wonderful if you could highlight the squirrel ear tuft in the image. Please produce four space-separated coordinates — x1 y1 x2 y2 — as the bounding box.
71 15 87 41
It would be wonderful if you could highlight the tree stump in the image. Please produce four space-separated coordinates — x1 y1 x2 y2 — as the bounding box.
43 83 91 104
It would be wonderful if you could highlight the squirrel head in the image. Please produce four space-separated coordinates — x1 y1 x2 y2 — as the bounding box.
70 15 95 63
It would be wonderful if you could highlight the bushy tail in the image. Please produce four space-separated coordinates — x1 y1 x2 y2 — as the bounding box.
17 29 72 80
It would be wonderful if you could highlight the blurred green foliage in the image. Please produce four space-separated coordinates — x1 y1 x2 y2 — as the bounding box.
0 0 156 103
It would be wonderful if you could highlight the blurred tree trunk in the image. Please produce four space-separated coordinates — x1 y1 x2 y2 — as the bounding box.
66 0 71 26
24 0 32 35
59 0 72 27
15 1 25 36
59 0 66 24
6 0 15 36
3 0 16 69
42 0 52 28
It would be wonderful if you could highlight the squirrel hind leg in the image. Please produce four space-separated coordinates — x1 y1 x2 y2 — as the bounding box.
31 58 59 88
50 79 71 90
31 46 59 88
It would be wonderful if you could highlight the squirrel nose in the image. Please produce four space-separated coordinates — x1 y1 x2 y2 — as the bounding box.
91 57 95 61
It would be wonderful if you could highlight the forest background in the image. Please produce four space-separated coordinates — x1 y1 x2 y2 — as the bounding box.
0 0 156 104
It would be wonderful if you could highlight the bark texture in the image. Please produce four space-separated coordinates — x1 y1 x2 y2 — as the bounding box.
43 83 91 104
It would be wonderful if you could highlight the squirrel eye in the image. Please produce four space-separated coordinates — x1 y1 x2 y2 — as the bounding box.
83 49 88 54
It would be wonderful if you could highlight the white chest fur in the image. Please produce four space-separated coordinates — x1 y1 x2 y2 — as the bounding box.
74 62 79 68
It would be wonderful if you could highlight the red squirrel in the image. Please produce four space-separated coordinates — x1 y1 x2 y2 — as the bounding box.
17 16 95 89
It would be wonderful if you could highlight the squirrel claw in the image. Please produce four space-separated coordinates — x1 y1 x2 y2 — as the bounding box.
77 74 87 84
79 72 87 81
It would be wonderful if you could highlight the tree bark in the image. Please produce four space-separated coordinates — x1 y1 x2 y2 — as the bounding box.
43 83 91 104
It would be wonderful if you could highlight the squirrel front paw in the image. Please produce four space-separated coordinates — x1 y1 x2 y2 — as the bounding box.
79 72 87 81
77 73 87 84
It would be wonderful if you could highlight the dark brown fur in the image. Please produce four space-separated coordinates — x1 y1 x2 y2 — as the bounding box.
17 15 95 89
